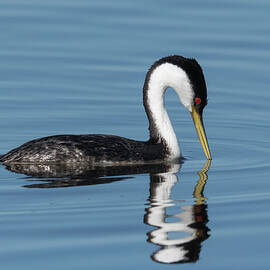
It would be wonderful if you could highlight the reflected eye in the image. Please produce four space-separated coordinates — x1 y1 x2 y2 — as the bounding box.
195 98 201 104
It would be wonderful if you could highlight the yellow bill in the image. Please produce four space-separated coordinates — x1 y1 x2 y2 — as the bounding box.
190 105 212 160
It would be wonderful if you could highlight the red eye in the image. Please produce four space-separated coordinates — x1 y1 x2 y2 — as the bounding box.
195 98 201 104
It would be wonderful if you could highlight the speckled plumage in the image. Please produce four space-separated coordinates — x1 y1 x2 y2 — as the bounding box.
0 134 168 164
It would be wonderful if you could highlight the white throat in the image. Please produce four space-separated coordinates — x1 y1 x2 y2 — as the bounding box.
146 63 194 160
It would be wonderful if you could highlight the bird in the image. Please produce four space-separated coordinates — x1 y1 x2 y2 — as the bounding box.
0 55 211 165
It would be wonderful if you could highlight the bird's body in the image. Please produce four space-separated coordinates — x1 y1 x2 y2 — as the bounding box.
0 55 211 165
1 134 168 164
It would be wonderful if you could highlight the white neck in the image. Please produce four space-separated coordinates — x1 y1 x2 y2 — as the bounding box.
145 63 194 160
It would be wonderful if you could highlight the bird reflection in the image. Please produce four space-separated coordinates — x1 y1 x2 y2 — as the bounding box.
144 160 211 264
3 162 175 188
2 159 211 264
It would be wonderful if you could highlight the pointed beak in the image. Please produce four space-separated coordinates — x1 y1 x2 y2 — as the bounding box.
190 105 212 160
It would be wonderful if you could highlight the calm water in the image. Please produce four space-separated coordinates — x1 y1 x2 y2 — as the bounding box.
1 0 270 269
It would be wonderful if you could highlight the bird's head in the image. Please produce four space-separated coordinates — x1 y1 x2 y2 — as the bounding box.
145 55 211 159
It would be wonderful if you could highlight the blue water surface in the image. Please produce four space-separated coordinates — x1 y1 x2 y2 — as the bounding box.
0 0 270 269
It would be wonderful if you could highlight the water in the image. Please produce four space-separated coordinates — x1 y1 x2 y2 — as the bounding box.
0 0 270 269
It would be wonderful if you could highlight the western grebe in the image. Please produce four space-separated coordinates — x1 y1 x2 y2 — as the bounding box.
0 55 211 165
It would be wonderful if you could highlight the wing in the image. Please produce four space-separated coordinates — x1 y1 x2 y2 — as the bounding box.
0 134 146 164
